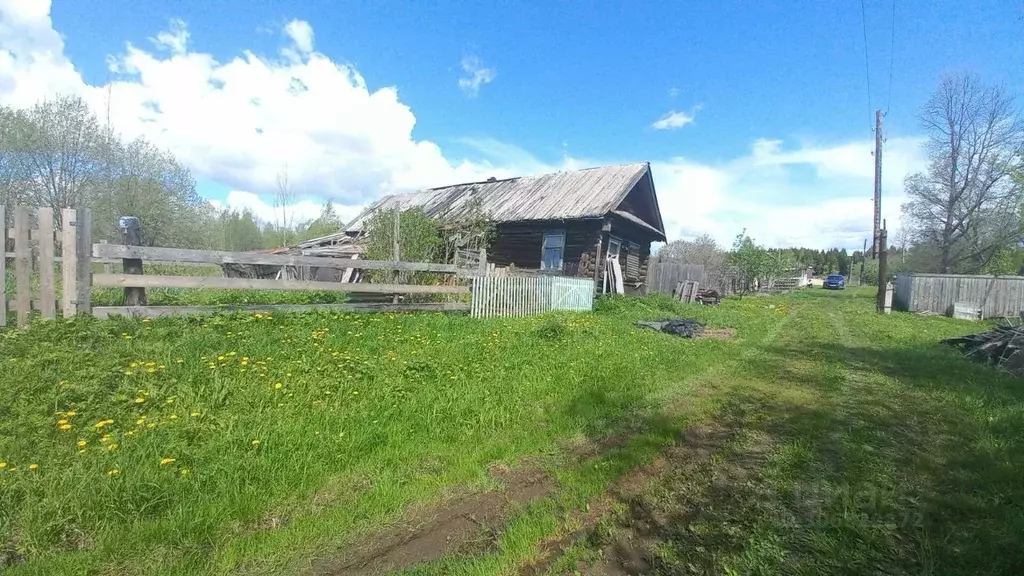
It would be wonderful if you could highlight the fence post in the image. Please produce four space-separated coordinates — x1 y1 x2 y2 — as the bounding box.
120 216 146 306
37 207 56 319
61 208 77 317
876 226 888 313
477 247 487 277
392 205 400 304
14 206 31 327
100 240 112 274
76 209 92 316
0 205 5 327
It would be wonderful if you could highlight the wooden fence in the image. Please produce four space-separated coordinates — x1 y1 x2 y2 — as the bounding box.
4 204 603 324
2 206 92 327
470 276 594 318
894 273 1024 318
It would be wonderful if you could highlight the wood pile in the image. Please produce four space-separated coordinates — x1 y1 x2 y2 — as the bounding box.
942 319 1024 375
695 288 720 306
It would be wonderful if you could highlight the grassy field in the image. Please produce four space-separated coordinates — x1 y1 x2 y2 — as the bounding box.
1 288 1022 575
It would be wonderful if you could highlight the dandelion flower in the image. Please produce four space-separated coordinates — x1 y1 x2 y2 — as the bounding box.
217 355 225 361
169 414 178 420
0 462 6 469
107 469 120 476
59 423 72 431
159 457 176 466
76 440 87 447
146 368 156 373
179 468 190 476
190 411 200 417
251 439 261 446
135 397 146 404
166 398 175 404
274 383 283 389
28 463 39 471
65 410 77 417
107 443 118 451
136 417 145 425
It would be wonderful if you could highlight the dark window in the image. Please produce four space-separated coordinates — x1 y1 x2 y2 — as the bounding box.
542 230 565 270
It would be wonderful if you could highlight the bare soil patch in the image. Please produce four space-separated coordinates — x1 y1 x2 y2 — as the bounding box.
310 464 557 576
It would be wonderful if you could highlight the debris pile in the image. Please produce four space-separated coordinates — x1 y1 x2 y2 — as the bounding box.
942 321 1024 376
695 289 721 306
636 318 706 338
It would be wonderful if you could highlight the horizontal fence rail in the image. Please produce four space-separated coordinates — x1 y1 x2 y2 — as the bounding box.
93 244 463 274
471 276 594 318
92 273 469 294
92 302 469 319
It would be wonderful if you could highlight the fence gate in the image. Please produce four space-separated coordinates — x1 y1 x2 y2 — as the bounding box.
471 275 594 318
2 206 92 328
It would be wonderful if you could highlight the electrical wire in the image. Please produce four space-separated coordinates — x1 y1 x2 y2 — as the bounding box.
885 0 896 115
860 0 873 131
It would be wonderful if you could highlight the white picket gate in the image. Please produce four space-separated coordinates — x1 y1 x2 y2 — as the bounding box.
470 276 594 318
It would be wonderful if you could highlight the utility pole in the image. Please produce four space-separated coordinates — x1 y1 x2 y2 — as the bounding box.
876 220 889 313
872 109 883 259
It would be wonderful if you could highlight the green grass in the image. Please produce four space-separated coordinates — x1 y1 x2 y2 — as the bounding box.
2 288 1023 575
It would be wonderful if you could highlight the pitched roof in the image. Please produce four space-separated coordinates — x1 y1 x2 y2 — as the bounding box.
344 162 661 234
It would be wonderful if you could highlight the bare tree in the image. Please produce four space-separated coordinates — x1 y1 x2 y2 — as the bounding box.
21 95 106 213
0 105 31 226
901 73 1024 273
658 233 728 273
274 167 297 247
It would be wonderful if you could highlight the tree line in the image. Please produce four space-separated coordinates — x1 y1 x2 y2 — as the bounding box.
0 94 341 252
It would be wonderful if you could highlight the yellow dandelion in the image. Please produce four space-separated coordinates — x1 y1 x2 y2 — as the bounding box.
175 359 184 364
59 423 72 431
101 434 111 443
126 430 135 436
179 468 190 476
65 410 77 417
107 469 120 476
169 414 178 420
28 463 39 471
0 462 6 469
76 439 87 447
146 368 155 373
274 382 283 389
166 398 175 404
217 355 225 361
135 397 146 404
158 365 166 370
159 457 176 466
190 411 200 417
77 449 85 454
251 439 261 446
124 371 134 375
136 417 145 425
107 443 118 451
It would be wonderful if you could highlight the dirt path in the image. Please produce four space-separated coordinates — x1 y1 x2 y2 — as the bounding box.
306 465 557 576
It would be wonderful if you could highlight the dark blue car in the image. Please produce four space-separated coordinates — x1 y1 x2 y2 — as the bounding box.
823 274 846 290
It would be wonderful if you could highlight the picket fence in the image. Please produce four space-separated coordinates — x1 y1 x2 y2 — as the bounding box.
470 276 594 318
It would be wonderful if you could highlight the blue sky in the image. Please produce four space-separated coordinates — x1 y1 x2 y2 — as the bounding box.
4 0 1024 248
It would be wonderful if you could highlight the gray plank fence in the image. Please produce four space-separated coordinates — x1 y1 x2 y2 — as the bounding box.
646 263 705 295
894 273 1024 318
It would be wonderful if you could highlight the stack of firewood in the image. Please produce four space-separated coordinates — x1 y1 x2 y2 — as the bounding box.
942 321 1024 376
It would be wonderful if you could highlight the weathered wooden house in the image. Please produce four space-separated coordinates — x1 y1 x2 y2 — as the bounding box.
345 162 666 293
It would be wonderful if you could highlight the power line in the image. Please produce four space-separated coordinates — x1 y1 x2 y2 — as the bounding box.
860 0 873 131
885 0 896 115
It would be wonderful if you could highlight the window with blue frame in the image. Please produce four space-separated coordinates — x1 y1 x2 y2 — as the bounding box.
541 230 565 270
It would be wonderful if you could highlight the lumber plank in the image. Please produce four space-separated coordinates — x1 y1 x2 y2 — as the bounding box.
92 244 460 273
91 302 470 319
37 207 56 319
92 273 470 294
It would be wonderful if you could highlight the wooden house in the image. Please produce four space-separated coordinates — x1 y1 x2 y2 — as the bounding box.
344 162 666 294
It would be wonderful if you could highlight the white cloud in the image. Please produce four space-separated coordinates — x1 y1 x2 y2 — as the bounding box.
652 136 927 250
283 19 314 54
458 55 495 97
151 18 189 55
652 106 700 130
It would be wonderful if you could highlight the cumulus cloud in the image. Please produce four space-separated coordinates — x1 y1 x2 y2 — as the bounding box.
151 18 189 55
651 105 701 130
652 136 927 250
457 55 495 97
284 19 314 53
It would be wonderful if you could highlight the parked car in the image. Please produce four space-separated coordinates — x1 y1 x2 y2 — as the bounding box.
823 274 846 290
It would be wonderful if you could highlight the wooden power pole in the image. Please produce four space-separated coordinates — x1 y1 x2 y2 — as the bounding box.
876 223 888 313
872 109 883 259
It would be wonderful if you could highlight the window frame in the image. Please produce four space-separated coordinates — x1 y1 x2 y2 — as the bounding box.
541 229 566 270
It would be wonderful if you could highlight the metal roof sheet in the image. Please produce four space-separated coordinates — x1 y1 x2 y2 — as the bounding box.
346 162 654 232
